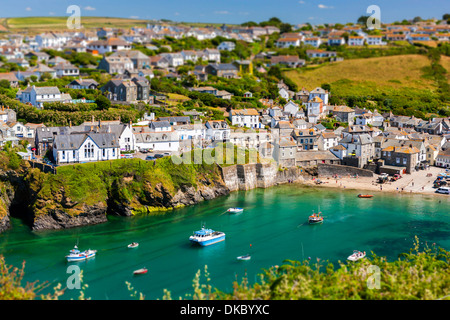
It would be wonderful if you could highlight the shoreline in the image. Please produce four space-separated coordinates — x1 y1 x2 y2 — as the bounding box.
296 165 449 198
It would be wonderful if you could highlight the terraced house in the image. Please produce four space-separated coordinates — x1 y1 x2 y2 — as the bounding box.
229 108 261 129
101 78 150 103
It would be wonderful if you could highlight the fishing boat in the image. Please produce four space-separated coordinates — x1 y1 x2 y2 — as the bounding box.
227 207 244 213
65 245 97 262
189 226 225 246
237 254 251 261
133 268 148 275
347 250 366 261
127 242 139 248
308 209 323 224
358 194 373 198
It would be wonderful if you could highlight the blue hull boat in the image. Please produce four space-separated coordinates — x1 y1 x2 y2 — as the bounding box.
189 226 225 246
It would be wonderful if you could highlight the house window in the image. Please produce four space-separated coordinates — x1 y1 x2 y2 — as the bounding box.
62 151 65 160
84 142 94 158
396 157 400 164
403 158 407 165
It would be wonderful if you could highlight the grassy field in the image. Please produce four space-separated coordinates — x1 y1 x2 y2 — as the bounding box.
441 55 450 82
283 54 437 92
4 16 149 33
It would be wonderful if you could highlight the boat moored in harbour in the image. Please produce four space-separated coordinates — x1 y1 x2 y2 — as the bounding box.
133 268 148 275
66 245 97 262
308 210 323 224
347 250 366 261
189 226 225 246
358 194 373 198
227 208 244 213
237 254 251 261
128 242 139 248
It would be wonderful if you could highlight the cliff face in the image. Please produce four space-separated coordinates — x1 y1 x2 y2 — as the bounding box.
0 157 303 233
0 158 232 232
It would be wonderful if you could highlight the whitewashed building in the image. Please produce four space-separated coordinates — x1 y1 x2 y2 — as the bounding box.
52 133 120 164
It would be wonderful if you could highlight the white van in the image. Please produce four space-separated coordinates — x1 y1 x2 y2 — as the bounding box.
436 187 450 194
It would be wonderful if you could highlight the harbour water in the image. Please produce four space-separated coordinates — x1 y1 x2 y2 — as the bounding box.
0 185 449 300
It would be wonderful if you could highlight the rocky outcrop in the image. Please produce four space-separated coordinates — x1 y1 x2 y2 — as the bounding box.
32 203 108 231
0 159 302 233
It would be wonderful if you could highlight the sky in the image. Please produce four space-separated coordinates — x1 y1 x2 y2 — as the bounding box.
0 0 448 25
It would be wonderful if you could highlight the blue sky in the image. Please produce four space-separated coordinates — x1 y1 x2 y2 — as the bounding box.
1 0 447 25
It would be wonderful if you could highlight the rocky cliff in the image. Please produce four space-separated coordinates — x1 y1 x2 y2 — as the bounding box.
0 157 232 232
0 154 304 233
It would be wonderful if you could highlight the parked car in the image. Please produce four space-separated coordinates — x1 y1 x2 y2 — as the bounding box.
377 173 389 184
435 187 450 194
154 154 164 158
433 180 447 188
391 174 402 181
145 155 156 161
121 154 133 159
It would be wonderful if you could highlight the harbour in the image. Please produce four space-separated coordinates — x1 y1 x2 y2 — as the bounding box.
0 185 449 300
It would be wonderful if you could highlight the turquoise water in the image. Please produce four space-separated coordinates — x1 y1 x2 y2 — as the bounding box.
0 185 449 300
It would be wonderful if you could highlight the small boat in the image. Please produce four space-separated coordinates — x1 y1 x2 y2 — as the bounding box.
227 208 244 213
347 250 366 261
66 245 97 262
308 209 323 224
358 194 373 198
128 242 139 248
189 226 225 246
133 268 148 275
237 254 251 261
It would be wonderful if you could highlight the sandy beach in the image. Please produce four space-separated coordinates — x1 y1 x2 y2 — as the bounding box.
301 166 449 197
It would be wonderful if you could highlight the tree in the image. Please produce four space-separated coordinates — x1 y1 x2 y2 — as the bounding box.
357 15 370 25
95 94 111 110
280 23 292 34
0 80 10 89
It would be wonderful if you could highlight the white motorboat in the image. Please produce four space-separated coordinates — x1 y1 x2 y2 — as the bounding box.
227 208 244 213
133 268 148 275
189 226 225 246
347 250 366 261
237 254 251 261
128 242 139 248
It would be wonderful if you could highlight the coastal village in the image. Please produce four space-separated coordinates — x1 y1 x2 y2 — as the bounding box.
0 4 449 303
0 16 449 196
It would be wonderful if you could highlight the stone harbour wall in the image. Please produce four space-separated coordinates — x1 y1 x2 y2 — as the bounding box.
220 163 304 192
317 163 374 178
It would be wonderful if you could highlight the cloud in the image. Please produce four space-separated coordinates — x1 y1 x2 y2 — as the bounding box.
214 11 230 15
129 16 139 19
174 12 180 16
25 7 32 11
84 6 96 11
299 1 306 4
318 4 333 9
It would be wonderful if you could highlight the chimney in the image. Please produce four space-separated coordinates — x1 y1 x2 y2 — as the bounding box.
69 120 72 127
